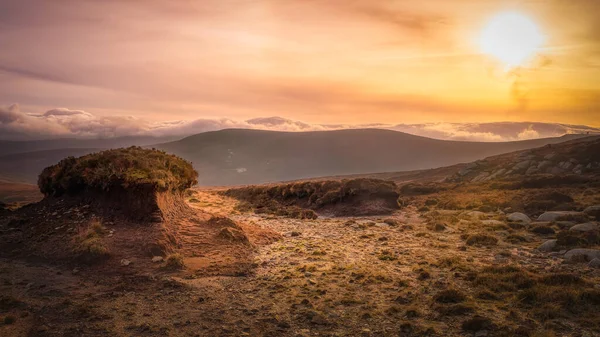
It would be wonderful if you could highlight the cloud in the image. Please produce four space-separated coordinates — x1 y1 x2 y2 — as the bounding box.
1 104 599 142
0 103 21 123
246 117 316 131
43 108 92 117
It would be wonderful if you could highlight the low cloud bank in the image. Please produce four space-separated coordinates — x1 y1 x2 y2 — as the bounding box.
1 104 598 142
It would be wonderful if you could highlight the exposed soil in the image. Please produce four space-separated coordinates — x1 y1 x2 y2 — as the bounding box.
2 185 599 336
224 178 401 217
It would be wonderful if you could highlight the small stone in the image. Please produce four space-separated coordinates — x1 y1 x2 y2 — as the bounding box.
307 279 317 285
433 223 446 231
583 205 600 219
481 220 505 227
507 212 531 224
152 256 164 263
72 268 80 275
538 240 557 252
120 259 132 266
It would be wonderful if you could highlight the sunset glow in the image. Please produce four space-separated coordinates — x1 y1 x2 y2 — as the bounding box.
0 0 599 131
479 12 545 68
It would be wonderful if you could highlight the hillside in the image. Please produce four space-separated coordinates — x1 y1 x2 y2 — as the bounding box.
0 135 179 157
0 179 42 207
0 129 587 185
0 148 100 183
154 128 585 186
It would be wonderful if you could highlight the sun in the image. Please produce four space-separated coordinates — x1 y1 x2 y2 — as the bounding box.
479 12 545 68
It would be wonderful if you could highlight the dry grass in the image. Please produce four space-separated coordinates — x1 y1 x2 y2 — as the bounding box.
433 289 466 303
38 147 198 196
74 219 109 262
464 234 498 246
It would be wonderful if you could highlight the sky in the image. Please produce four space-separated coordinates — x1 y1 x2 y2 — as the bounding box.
0 0 599 140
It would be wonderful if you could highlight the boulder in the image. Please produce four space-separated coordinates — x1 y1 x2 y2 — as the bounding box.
537 160 553 170
537 211 586 222
472 172 490 182
538 240 557 252
548 167 564 175
507 212 531 224
487 169 507 180
512 160 531 172
584 205 600 219
525 166 539 175
569 222 599 232
564 249 600 262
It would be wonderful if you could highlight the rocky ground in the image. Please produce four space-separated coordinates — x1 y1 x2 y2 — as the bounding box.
1 186 599 337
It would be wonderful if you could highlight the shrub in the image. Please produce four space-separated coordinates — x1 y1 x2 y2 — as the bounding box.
76 237 109 262
165 253 185 270
38 147 198 196
556 230 600 248
3 316 16 325
434 289 466 303
400 183 445 196
462 316 493 332
74 219 109 262
435 303 474 316
465 234 498 246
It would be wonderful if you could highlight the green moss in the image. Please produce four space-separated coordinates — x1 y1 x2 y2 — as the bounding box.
38 147 197 196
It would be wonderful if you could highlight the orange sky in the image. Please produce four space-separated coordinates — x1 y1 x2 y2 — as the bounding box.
0 0 599 126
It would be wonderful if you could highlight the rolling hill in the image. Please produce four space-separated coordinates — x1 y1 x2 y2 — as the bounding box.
153 129 586 186
0 135 178 157
0 148 100 183
0 128 588 186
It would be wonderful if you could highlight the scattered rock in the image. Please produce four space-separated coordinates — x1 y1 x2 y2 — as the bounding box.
152 256 164 263
564 249 600 262
538 240 557 252
569 222 599 232
217 227 251 245
481 220 505 227
463 211 486 220
512 160 531 172
383 219 399 226
537 211 586 222
433 223 446 231
507 212 531 224
584 205 600 219
589 258 600 269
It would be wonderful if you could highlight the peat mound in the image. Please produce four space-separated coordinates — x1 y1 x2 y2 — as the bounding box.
37 146 198 221
224 178 400 216
0 148 279 276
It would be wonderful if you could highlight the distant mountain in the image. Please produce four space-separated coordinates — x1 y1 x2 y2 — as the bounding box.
0 135 179 157
0 128 591 186
152 129 587 186
0 148 100 183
